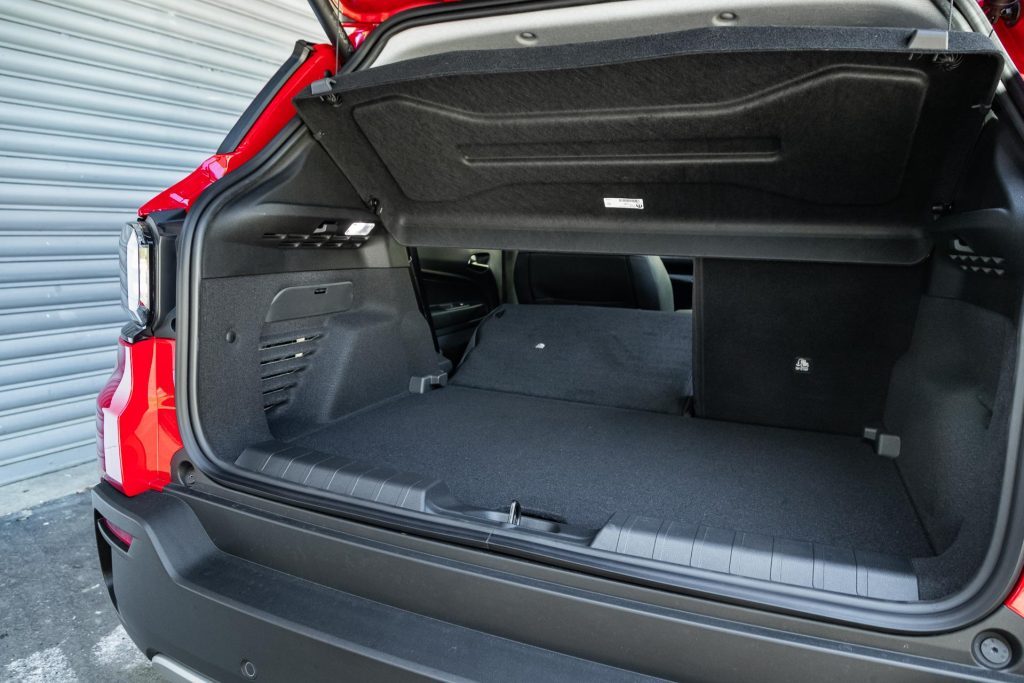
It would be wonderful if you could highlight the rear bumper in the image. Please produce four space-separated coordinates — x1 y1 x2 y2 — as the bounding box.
92 481 1024 682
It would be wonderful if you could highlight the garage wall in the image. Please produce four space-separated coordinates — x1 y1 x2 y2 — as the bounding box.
0 0 322 485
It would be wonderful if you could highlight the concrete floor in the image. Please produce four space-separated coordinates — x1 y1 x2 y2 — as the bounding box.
0 479 159 682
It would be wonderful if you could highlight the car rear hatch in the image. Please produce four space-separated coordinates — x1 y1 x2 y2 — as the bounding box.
160 0 1024 634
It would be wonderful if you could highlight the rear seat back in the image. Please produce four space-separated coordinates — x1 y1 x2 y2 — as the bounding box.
513 252 673 311
692 258 924 435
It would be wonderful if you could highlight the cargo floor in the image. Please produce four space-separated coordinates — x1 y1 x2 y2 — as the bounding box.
295 386 933 558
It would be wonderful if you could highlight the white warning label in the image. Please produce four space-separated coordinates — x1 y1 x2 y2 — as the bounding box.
603 197 644 210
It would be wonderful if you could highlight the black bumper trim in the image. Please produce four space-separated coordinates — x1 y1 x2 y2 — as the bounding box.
93 482 1022 681
92 484 663 682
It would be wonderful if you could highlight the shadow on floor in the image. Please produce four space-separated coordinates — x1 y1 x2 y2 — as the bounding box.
0 491 160 682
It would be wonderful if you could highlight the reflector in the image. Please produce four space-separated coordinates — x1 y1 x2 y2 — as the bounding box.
101 517 133 549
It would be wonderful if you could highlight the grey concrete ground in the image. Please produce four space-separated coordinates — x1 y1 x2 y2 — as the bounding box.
0 463 100 518
0 472 160 682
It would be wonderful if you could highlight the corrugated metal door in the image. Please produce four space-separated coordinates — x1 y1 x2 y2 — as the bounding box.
0 0 322 485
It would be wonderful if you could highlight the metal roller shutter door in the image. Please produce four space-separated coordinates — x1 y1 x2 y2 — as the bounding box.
0 0 322 485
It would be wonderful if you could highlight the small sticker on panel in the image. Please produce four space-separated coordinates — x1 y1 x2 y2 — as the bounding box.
603 197 644 210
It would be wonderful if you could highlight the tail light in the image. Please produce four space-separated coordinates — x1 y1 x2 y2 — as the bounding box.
120 222 152 326
99 218 180 494
96 337 180 496
96 342 128 484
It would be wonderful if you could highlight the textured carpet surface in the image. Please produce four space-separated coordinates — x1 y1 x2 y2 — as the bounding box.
297 386 931 557
453 304 692 414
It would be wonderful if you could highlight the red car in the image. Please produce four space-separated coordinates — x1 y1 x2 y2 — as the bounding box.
95 0 1024 679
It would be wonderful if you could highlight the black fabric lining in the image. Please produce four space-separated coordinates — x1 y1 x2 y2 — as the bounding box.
294 26 1001 264
348 71 926 205
233 436 921 600
889 297 1016 598
693 259 925 435
452 304 692 414
293 385 931 557
195 268 443 456
894 455 937 557
204 270 1012 600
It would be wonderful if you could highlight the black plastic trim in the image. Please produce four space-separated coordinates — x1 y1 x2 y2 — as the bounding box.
216 41 315 156
94 480 1024 680
347 0 982 73
148 211 181 339
174 129 1024 634
408 247 441 353
264 281 354 322
118 211 179 342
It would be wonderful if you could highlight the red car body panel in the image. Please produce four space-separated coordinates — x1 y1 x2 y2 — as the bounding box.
341 0 456 25
344 22 377 49
1008 580 1024 618
996 20 1024 74
96 338 180 496
139 43 337 217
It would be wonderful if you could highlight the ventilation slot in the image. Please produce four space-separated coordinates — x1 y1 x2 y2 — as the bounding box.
259 334 320 411
949 238 1006 277
262 232 368 249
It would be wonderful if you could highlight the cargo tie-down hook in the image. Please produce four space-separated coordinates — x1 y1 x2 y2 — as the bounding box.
508 500 522 526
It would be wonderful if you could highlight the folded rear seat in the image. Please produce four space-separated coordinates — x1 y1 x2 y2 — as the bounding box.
453 303 693 413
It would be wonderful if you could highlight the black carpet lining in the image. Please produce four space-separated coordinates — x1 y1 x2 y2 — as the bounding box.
453 304 692 414
295 385 932 558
